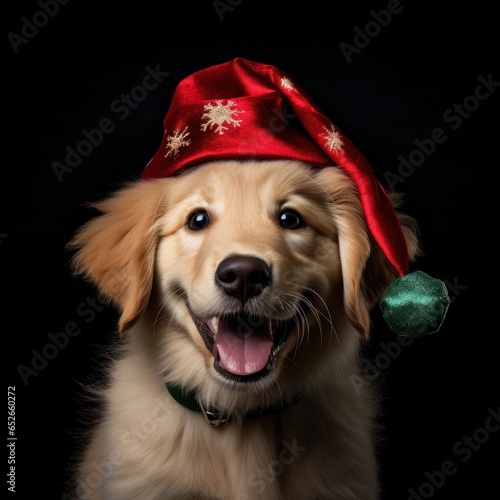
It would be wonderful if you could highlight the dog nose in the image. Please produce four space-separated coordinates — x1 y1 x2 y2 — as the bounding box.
216 256 270 303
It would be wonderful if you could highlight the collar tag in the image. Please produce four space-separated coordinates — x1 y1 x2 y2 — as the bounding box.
165 382 301 425
199 401 227 427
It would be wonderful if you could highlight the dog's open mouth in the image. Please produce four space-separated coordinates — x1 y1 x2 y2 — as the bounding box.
189 309 292 381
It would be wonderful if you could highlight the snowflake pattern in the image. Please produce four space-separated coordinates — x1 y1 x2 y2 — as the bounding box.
323 124 344 152
200 100 244 135
164 127 191 158
280 76 295 91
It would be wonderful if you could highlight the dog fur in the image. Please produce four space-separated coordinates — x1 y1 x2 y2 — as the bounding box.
67 159 419 499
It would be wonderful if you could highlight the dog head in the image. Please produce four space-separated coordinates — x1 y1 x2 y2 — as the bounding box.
69 160 419 409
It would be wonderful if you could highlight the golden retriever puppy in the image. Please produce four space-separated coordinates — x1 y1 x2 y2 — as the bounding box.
67 159 419 499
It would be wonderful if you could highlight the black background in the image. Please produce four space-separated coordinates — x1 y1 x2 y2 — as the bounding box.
4 1 498 498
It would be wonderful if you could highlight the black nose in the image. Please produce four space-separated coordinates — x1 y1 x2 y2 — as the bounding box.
216 256 271 304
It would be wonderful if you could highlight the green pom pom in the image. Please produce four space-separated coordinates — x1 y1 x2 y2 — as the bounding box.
380 271 450 338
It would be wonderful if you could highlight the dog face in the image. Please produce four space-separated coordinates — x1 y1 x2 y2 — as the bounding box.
154 161 345 388
70 160 417 410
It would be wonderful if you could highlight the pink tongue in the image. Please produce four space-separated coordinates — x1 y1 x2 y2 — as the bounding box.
215 319 273 376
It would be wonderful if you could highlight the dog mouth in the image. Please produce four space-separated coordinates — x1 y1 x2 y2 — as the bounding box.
188 309 293 382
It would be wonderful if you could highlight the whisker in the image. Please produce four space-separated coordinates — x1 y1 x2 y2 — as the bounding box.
282 286 339 344
151 288 188 334
279 293 310 353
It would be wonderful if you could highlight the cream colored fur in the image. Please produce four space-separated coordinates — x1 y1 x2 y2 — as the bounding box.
68 160 419 499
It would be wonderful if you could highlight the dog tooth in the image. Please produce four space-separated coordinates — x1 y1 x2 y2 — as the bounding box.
212 316 219 334
269 319 274 338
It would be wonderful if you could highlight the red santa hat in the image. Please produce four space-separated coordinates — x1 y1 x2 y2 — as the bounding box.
142 57 449 337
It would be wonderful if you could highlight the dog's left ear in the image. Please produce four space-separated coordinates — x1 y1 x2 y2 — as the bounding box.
68 179 171 334
317 167 420 337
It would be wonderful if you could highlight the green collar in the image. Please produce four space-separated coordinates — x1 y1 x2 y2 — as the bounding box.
165 382 301 427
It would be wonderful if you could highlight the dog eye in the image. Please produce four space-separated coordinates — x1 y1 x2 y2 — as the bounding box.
279 209 304 230
188 210 211 230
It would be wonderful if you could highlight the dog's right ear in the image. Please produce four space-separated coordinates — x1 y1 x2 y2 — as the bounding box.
317 167 421 338
67 178 171 334
316 167 373 336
